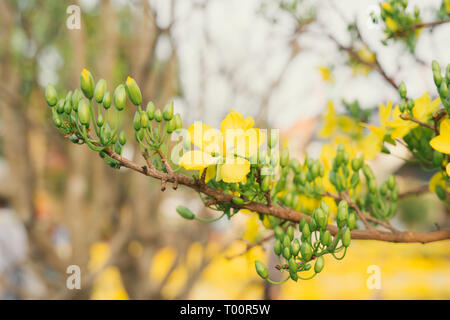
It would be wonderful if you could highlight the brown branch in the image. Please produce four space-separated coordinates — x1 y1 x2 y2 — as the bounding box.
100 148 450 244
400 113 435 132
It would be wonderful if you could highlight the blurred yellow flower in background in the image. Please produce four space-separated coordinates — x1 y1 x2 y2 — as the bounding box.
317 66 334 83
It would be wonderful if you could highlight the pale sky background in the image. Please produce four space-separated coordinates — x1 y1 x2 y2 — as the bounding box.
47 0 450 130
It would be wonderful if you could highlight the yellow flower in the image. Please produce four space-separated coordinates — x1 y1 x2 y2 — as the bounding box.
429 171 450 193
359 125 385 160
357 46 376 65
319 101 337 138
387 93 441 140
317 66 334 83
430 119 450 154
447 163 450 176
180 110 263 183
446 0 450 14
381 3 392 12
387 105 417 139
412 92 441 123
385 17 399 33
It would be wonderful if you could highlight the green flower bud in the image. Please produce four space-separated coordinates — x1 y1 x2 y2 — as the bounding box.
282 234 291 248
103 91 111 109
320 230 332 246
140 111 149 128
284 192 293 207
434 70 443 87
80 69 95 99
133 111 141 131
303 263 311 271
300 242 313 261
154 109 163 122
301 223 310 239
368 179 377 194
146 101 155 120
64 99 72 115
96 114 104 127
314 255 325 273
71 89 82 111
119 131 126 146
309 216 317 231
176 205 195 220
387 175 396 190
337 200 348 228
320 201 330 215
316 208 328 230
114 142 122 155
290 271 298 282
398 81 407 99
351 156 363 171
342 151 349 165
274 239 282 256
342 227 351 247
261 175 270 192
78 100 91 125
439 80 448 99
268 215 281 227
286 225 295 241
45 84 58 106
174 113 183 130
100 123 112 145
163 101 174 121
125 76 142 106
167 118 176 134
432 60 441 72
350 171 360 188
274 225 284 240
280 148 289 167
348 212 356 230
291 239 300 256
289 258 298 274
114 84 127 111
362 164 375 180
255 261 268 279
446 64 450 83
281 246 291 261
232 196 244 205
380 182 388 196
310 161 319 178
56 99 65 114
299 217 307 232
52 114 62 128
407 99 414 110
94 79 107 103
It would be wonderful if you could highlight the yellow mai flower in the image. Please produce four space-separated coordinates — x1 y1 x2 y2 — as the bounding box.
180 110 264 183
359 125 386 160
387 105 416 139
446 0 450 14
430 119 450 155
381 3 392 12
317 66 334 83
387 92 441 140
357 46 376 65
385 17 399 33
319 101 361 138
429 171 450 193
412 92 441 123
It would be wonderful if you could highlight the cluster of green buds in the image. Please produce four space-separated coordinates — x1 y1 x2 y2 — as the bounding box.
329 144 362 193
361 166 398 220
377 0 422 52
437 0 450 20
432 60 450 111
45 69 127 168
397 62 448 179
255 199 351 284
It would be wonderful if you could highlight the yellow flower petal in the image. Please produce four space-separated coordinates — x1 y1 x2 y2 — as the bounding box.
221 159 250 183
179 150 217 170
412 92 441 123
